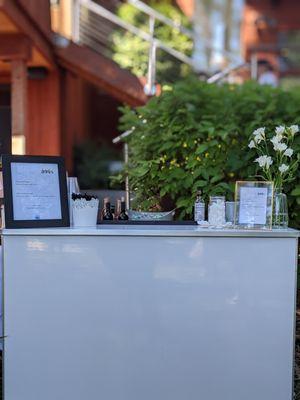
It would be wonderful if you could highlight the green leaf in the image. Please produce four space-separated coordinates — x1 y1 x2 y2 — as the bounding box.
134 166 149 177
160 186 169 197
217 182 231 190
211 174 224 183
291 186 300 196
194 180 207 188
202 170 210 180
196 144 209 154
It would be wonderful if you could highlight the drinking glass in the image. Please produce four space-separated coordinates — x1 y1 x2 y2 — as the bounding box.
208 196 225 226
67 177 80 225
225 201 236 224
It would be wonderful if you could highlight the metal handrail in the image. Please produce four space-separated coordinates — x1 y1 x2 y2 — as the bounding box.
112 129 134 144
127 0 193 39
207 62 248 84
77 0 195 66
74 0 244 94
75 0 197 95
77 0 242 64
127 0 241 63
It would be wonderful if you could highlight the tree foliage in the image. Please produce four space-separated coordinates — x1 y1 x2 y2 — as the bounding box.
111 0 193 82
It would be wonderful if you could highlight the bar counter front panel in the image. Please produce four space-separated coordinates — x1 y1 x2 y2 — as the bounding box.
2 226 299 400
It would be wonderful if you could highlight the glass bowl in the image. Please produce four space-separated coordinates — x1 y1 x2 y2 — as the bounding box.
128 209 175 221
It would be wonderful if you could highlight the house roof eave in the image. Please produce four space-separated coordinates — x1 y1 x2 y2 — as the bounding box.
0 0 55 68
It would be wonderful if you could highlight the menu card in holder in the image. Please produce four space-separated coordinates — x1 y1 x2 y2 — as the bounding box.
234 181 274 229
2 155 69 228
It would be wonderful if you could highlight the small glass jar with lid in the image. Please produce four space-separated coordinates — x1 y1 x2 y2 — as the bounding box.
208 196 225 226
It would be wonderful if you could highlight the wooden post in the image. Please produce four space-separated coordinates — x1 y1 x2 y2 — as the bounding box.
11 59 27 140
72 0 80 42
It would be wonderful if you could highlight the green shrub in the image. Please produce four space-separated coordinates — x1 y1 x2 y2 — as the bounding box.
117 79 300 226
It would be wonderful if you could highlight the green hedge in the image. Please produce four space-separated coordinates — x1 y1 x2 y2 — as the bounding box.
117 79 300 227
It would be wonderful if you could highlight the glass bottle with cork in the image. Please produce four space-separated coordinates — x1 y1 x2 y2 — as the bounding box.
194 190 205 222
117 196 128 221
101 197 113 220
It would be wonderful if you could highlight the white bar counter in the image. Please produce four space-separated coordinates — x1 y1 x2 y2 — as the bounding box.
2 226 299 400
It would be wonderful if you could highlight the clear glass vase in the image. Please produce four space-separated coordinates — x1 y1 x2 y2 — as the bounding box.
273 188 288 229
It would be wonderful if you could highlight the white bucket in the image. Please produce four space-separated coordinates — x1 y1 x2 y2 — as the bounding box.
72 198 99 227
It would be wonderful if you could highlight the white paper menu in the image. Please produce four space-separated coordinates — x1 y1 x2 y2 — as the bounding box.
239 186 268 225
11 162 62 220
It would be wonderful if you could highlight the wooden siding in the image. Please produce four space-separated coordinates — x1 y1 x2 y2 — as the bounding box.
26 70 61 156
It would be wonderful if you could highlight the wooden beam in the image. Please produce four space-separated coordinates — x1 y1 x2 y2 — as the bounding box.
11 59 27 138
17 0 52 38
0 34 31 61
0 0 55 67
0 10 19 32
56 42 148 107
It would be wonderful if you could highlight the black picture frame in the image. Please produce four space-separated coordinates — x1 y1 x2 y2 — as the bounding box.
2 155 70 228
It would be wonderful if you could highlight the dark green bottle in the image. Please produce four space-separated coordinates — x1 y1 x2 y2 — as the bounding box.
118 197 128 221
102 197 113 220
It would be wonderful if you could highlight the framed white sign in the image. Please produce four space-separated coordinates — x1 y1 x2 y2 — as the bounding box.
234 181 274 229
2 155 70 228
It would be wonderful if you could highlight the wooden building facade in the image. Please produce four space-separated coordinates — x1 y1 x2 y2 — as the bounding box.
177 0 300 80
241 0 300 78
0 0 147 172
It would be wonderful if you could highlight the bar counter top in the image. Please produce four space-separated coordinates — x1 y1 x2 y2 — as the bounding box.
2 225 299 238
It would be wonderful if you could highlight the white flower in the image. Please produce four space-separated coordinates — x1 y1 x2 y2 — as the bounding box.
270 135 282 145
253 127 265 137
255 155 273 169
248 140 256 149
252 127 265 144
279 164 289 174
275 126 285 136
273 142 287 152
284 148 293 157
255 156 265 167
254 134 265 144
265 156 273 169
289 125 299 135
142 119 147 124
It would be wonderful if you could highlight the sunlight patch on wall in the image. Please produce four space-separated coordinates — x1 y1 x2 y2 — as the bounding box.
12 135 25 155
